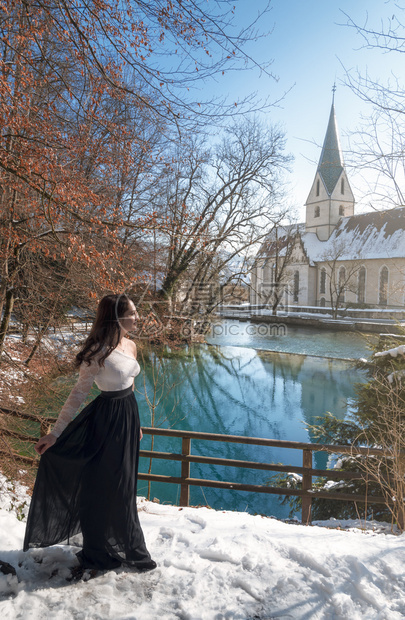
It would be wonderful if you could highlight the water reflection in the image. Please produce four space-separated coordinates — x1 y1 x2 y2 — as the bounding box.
205 319 375 359
137 344 365 518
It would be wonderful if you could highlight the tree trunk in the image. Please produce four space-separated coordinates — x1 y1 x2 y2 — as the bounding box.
0 288 15 357
24 329 46 366
24 315 53 366
22 322 29 344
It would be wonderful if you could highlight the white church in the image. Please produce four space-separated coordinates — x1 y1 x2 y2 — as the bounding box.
250 101 405 311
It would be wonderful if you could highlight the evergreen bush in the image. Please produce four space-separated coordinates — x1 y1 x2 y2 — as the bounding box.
271 332 405 528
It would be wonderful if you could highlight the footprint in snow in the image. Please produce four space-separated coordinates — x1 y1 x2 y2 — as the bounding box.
158 527 175 540
185 514 206 532
198 548 239 565
176 533 191 547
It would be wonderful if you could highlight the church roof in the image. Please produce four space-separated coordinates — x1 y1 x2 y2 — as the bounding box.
300 232 325 266
302 207 405 262
317 103 344 195
257 224 303 260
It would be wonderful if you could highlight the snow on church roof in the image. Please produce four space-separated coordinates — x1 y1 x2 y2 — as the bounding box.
302 207 405 263
300 232 326 265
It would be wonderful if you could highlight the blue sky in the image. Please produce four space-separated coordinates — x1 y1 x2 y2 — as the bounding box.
208 0 404 220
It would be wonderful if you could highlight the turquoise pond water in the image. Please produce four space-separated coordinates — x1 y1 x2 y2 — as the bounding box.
53 323 374 519
205 319 376 360
134 323 374 518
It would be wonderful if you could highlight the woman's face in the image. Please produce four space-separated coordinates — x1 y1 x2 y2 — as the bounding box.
119 301 139 334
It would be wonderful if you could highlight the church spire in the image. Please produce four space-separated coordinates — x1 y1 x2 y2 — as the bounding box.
317 99 344 196
304 96 355 240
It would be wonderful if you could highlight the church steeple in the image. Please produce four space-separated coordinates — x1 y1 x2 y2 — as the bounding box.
304 96 355 240
317 103 344 196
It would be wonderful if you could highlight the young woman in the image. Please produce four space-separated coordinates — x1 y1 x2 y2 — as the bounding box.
23 294 156 578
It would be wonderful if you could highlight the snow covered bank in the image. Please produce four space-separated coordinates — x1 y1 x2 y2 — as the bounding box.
0 477 404 619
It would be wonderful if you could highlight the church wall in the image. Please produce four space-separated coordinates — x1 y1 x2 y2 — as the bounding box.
249 259 264 305
250 237 318 308
307 266 317 306
286 263 310 307
316 257 405 308
305 173 331 241
305 169 355 241
330 168 353 191
305 199 356 241
249 269 257 305
251 255 405 309
306 172 329 206
305 197 332 241
249 258 278 306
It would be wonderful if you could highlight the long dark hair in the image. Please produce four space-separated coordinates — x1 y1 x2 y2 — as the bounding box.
75 294 132 367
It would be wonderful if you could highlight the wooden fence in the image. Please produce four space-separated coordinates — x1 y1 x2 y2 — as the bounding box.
0 409 393 525
138 427 390 524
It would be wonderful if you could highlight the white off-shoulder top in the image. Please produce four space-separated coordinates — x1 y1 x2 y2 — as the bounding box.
51 349 140 438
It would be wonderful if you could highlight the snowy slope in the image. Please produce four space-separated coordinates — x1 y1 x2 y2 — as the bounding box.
0 477 405 620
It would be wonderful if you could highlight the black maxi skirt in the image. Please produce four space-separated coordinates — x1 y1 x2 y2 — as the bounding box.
23 386 152 570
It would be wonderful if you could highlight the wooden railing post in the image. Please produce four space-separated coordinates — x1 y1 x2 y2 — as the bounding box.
180 436 191 506
301 449 312 525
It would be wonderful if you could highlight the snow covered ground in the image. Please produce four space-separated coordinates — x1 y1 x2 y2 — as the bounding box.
2 337 405 618
0 476 405 619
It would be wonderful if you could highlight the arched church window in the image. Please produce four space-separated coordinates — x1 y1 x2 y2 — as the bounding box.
271 262 276 284
320 268 326 294
320 297 326 307
316 179 320 196
263 261 271 284
314 205 320 218
357 266 366 304
341 178 344 194
293 270 299 302
379 266 389 306
338 266 346 303
339 205 344 216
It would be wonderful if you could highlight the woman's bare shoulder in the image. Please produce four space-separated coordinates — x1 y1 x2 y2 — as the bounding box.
127 339 137 359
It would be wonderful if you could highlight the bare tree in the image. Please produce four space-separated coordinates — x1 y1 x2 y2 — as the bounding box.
346 107 405 209
252 222 300 315
151 118 292 317
319 240 363 319
342 7 405 209
0 0 282 353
